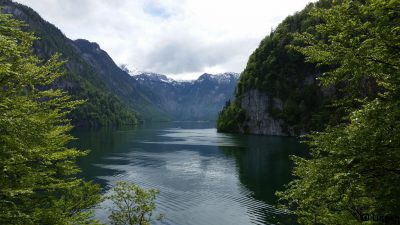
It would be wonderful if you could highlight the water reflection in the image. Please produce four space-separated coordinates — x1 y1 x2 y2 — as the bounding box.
72 122 307 225
220 136 307 224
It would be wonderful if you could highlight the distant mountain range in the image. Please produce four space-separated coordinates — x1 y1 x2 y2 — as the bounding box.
130 72 239 121
1 0 239 125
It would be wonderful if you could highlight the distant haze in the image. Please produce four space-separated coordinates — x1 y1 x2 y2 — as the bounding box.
15 0 315 80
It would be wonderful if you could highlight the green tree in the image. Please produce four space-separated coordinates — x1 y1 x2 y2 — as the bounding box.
0 11 101 224
216 100 247 133
278 0 400 224
217 1 335 134
107 181 164 225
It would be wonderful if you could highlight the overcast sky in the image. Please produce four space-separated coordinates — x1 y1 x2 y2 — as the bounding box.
15 0 314 80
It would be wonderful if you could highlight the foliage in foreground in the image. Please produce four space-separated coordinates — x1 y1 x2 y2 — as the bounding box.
0 11 101 224
278 0 400 224
107 181 164 225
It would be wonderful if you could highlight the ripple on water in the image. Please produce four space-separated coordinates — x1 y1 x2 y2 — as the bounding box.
87 127 294 225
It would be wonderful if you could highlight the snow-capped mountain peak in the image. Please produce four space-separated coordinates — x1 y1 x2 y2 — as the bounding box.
120 64 142 76
197 72 240 84
132 72 175 83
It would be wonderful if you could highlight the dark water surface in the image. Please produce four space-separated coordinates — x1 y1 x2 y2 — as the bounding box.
73 122 307 225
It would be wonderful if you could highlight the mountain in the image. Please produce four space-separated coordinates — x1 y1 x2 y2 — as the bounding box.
217 0 337 136
72 39 169 122
132 72 239 121
0 0 146 127
72 39 239 122
67 37 240 122
0 0 173 124
1 0 239 124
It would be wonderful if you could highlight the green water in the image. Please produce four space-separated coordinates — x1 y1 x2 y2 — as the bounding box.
73 122 307 225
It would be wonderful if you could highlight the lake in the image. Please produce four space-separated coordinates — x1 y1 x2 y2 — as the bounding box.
73 122 307 225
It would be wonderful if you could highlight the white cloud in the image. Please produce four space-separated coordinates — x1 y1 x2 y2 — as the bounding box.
15 0 315 80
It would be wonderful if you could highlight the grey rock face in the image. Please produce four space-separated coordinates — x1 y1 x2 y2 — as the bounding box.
239 90 295 136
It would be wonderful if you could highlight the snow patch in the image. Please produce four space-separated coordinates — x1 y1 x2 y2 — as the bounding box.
120 64 142 76
120 66 239 85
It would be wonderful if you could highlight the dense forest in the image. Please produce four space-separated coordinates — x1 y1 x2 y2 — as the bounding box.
219 0 399 224
217 0 337 135
0 0 155 127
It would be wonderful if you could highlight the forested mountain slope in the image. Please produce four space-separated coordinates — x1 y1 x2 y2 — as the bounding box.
1 0 239 124
217 0 338 136
0 0 148 126
72 39 169 122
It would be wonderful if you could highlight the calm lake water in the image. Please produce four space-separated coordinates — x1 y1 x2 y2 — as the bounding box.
73 122 307 225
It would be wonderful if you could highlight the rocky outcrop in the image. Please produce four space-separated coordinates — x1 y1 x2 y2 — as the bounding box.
238 90 296 136
216 1 334 136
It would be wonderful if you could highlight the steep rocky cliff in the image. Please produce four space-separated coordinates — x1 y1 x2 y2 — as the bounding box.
238 90 287 135
217 0 336 136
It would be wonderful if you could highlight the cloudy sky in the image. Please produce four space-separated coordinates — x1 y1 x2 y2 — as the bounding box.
15 0 314 80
